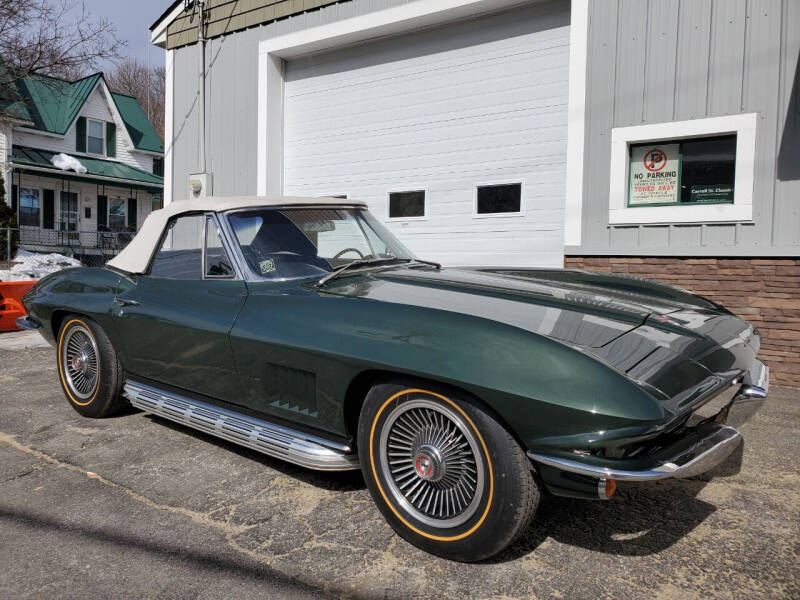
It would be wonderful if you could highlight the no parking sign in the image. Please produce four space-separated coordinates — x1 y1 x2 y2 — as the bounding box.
628 143 680 205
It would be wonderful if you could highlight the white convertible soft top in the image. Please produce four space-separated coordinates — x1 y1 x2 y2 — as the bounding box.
106 195 367 274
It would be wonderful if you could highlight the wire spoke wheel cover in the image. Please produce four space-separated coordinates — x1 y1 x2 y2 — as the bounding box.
379 398 485 528
60 324 99 401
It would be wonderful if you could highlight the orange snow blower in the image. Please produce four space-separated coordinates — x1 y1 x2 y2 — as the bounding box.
0 281 37 332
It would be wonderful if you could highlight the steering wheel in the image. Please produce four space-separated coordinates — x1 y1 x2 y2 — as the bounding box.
332 247 365 260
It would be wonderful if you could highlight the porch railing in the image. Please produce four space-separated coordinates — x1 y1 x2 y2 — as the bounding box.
2 226 134 265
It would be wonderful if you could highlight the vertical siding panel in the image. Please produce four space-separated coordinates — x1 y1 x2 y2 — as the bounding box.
643 0 680 123
742 0 782 247
702 224 736 247
735 222 758 246
610 226 639 247
583 0 620 247
241 29 259 195
671 225 702 247
673 0 712 120
773 0 800 246
172 48 200 201
639 225 670 247
707 0 747 115
613 0 648 126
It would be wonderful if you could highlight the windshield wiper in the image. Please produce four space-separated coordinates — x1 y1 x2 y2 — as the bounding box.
316 257 411 287
316 257 442 287
407 258 441 269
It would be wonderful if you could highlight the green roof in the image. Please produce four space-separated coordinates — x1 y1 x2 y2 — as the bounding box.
11 146 163 190
0 71 163 153
8 73 101 135
111 92 164 153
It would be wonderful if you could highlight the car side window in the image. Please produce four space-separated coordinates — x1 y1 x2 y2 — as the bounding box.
150 215 204 279
204 217 234 278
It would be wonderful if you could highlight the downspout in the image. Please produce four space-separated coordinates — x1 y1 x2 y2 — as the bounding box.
197 0 206 174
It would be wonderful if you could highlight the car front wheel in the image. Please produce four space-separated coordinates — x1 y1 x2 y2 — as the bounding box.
358 381 540 561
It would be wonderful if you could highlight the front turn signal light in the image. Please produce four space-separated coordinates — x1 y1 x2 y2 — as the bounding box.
598 478 616 499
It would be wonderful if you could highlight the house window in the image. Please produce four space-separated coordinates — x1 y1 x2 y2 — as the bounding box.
476 183 522 215
388 190 425 219
628 135 736 207
153 157 164 177
109 198 126 229
152 195 163 211
87 119 104 154
60 192 78 232
19 188 40 227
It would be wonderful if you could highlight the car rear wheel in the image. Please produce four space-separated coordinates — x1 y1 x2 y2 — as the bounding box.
358 380 540 561
57 315 126 418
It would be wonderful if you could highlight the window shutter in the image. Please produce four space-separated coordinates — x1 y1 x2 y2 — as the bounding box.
97 195 107 229
43 190 55 229
11 184 18 214
127 197 137 230
106 122 116 157
75 117 86 152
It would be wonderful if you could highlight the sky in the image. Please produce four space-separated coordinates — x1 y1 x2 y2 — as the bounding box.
81 0 169 72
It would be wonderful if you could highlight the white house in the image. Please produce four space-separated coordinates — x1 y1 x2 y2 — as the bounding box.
0 71 164 261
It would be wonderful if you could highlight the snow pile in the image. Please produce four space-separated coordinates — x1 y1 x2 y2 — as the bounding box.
0 249 81 281
51 153 88 174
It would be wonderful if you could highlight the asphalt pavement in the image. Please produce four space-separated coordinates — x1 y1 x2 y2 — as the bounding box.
0 330 797 599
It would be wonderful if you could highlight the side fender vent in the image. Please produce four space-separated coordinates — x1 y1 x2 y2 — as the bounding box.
264 363 318 418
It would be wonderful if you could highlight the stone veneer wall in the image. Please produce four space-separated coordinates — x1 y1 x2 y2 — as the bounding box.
564 256 800 387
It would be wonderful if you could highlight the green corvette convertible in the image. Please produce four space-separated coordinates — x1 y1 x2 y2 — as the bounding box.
18 196 768 561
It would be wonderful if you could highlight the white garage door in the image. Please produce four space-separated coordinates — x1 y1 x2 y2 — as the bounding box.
283 2 570 267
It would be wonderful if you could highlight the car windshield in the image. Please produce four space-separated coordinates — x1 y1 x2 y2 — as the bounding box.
227 207 416 280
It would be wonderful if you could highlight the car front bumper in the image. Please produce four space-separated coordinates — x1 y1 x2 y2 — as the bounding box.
528 361 769 490
15 315 42 330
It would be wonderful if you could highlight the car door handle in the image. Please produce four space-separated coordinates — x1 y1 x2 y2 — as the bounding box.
114 298 140 307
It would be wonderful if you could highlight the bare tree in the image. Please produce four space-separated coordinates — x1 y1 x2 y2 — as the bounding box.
0 0 124 81
107 58 165 140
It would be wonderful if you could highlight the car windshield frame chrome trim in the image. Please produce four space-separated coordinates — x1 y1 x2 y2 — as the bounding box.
221 204 416 283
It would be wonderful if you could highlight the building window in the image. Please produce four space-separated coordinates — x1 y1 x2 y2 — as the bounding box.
87 119 104 154
109 198 126 230
628 135 736 207
152 195 163 211
608 113 757 224
476 183 522 215
153 157 164 177
388 190 425 219
19 188 40 227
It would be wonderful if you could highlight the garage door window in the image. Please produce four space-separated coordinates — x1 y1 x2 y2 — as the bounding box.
388 191 425 219
476 183 522 215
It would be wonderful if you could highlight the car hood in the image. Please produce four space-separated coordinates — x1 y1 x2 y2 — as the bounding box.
322 266 758 411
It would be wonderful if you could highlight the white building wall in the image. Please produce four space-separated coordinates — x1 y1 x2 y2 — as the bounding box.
0 123 8 176
0 123 11 203
0 123 8 164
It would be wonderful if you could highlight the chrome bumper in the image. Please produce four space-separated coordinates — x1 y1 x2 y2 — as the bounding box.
15 315 42 330
529 361 769 482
